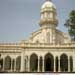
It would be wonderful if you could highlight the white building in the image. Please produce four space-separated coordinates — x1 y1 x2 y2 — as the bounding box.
0 0 75 72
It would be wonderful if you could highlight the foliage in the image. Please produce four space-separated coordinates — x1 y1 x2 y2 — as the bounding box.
64 10 75 41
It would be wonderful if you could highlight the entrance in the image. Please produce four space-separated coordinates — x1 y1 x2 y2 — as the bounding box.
44 53 54 72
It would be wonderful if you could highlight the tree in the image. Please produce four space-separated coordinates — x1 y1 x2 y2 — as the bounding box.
64 10 75 41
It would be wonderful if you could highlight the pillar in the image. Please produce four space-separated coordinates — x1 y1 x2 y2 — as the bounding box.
68 56 70 72
24 58 26 72
58 56 60 72
28 56 30 72
14 59 16 72
12 59 14 72
25 56 28 72
38 56 40 72
42 56 44 72
21 53 24 72
54 56 55 72
0 57 1 71
2 58 4 71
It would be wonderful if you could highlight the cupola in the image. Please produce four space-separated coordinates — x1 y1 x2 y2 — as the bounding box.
39 0 58 28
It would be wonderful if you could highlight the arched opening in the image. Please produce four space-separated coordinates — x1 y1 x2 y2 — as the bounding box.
60 54 68 72
0 54 3 71
30 53 38 72
0 59 3 71
44 53 54 72
16 56 21 72
70 56 73 72
4 56 11 71
39 56 43 72
55 56 58 72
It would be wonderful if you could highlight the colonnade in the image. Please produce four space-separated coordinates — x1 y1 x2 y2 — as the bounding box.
0 56 21 72
0 54 73 72
26 53 73 72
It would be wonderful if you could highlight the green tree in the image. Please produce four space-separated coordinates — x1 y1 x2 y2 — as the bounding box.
64 10 75 41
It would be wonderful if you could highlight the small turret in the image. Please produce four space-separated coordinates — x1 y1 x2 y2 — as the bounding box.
39 0 58 28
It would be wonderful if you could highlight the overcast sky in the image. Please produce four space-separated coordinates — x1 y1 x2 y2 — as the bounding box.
0 0 75 42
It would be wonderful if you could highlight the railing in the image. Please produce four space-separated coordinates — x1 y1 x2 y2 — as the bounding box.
20 42 75 48
0 42 75 48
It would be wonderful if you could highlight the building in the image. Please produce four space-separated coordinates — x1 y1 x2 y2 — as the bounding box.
0 0 75 73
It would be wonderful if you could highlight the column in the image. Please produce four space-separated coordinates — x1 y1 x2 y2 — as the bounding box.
28 56 30 72
25 56 27 72
42 56 44 72
14 59 16 72
38 56 40 72
58 56 60 72
54 56 55 72
0 57 1 71
24 58 26 72
68 56 70 72
13 59 15 71
2 58 4 71
21 53 24 72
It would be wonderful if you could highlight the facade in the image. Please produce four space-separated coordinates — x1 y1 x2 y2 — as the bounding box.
0 0 75 73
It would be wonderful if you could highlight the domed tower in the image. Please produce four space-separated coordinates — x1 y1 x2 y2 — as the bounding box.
39 0 58 29
27 0 69 44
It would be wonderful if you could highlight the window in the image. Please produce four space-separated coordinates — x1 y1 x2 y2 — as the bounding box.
50 13 53 18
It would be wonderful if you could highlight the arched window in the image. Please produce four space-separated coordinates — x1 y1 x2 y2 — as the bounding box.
47 12 50 19
50 13 53 19
39 56 43 72
30 53 38 72
16 56 21 71
4 56 11 70
70 56 73 72
60 54 68 72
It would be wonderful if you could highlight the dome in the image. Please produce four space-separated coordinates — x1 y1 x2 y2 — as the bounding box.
41 0 56 12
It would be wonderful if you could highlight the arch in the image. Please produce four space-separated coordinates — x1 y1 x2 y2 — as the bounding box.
55 56 58 72
16 56 21 71
60 54 68 72
70 56 73 72
30 53 38 72
4 56 11 70
44 53 54 72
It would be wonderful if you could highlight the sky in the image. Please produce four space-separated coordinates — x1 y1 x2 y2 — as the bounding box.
0 0 75 43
